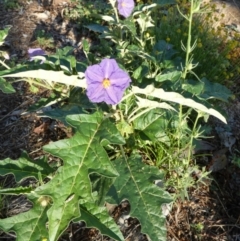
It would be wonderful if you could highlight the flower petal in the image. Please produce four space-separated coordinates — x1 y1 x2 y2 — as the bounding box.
85 58 132 105
28 48 46 58
87 82 105 103
109 69 131 89
85 65 104 84
105 86 124 105
99 59 119 79
117 0 135 18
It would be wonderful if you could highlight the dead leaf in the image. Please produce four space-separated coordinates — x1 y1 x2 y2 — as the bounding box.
33 122 49 135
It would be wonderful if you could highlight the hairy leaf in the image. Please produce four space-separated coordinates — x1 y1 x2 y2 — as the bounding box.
106 154 173 241
136 96 176 111
0 152 53 182
182 79 204 95
0 202 48 241
132 85 227 123
33 112 124 241
0 77 15 94
2 69 86 88
156 70 182 83
78 193 123 240
0 186 32 195
200 77 232 102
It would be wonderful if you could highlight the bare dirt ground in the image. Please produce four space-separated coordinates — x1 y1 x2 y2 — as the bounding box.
0 0 240 241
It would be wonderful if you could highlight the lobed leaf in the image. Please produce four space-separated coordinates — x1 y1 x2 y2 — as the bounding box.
33 112 124 241
106 154 173 241
0 186 32 195
0 152 53 183
78 194 123 241
0 202 48 241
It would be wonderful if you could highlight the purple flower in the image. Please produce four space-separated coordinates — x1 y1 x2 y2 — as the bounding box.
117 0 135 18
28 48 46 63
85 59 131 105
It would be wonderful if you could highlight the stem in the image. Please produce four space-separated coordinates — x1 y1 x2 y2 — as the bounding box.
0 59 10 69
182 0 194 80
187 112 200 166
113 2 120 23
120 145 127 161
177 104 183 153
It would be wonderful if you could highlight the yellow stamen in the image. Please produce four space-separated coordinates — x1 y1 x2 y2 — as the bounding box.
102 78 111 88
121 2 126 7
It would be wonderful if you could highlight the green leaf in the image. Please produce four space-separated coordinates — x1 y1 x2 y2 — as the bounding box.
78 194 123 241
0 77 15 93
135 13 154 32
200 77 232 102
153 0 176 5
154 40 177 61
85 24 109 33
40 106 83 126
122 17 137 36
90 174 115 205
0 202 49 241
0 152 54 182
133 66 142 79
156 70 182 82
66 113 125 145
33 112 124 241
106 154 173 241
182 79 204 95
0 27 10 46
82 39 90 53
133 109 172 145
0 186 32 195
132 85 227 123
28 93 60 112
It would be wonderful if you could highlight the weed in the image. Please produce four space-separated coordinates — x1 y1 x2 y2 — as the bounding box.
34 30 54 49
153 1 240 86
3 0 19 9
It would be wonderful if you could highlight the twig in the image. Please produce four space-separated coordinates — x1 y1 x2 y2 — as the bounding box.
166 226 181 241
124 224 140 240
215 192 231 219
209 224 240 228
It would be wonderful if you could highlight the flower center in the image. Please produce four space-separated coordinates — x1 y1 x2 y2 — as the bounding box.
102 78 111 88
121 2 126 7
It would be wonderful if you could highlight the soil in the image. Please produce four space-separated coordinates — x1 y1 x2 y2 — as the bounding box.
0 0 240 241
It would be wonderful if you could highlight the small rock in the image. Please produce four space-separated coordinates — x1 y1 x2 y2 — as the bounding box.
33 12 49 20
